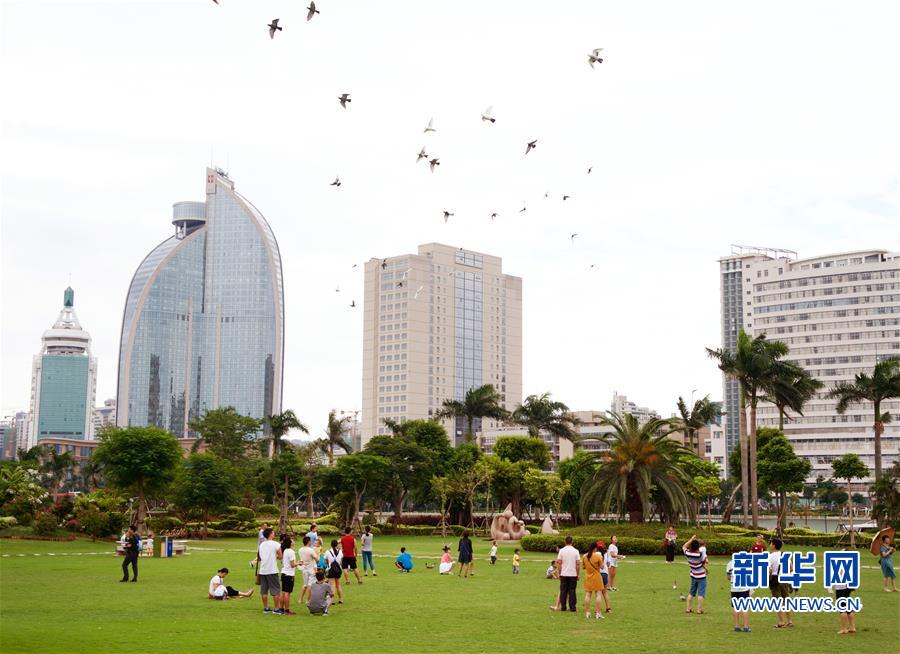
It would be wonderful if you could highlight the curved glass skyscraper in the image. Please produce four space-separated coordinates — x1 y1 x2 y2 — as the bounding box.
117 168 284 437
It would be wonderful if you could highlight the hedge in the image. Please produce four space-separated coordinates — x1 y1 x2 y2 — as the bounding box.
256 504 279 516
521 534 757 555
226 506 255 522
146 516 182 533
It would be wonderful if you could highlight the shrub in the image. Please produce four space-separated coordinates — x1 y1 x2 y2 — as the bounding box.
520 533 756 555
212 518 256 532
32 510 59 537
257 504 279 516
76 505 127 539
315 513 339 525
226 506 255 522
146 516 183 533
525 524 541 535
0 516 18 528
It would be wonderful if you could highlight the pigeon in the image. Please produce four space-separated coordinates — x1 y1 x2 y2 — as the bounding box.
352 264 358 269
588 48 604 68
525 140 538 155
544 191 549 198
335 287 340 293
330 176 341 187
414 285 424 299
396 282 404 288
381 259 387 270
570 233 578 242
442 210 454 223
212 0 219 4
306 1 319 21
338 93 351 108
519 203 527 213
587 166 593 174
562 195 571 201
589 264 595 269
424 117 436 133
268 19 282 39
416 147 428 163
429 158 440 172
490 212 498 220
350 300 356 308
481 106 495 123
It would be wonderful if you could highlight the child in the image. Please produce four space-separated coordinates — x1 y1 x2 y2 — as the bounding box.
831 572 857 634
512 548 521 574
726 552 751 632
546 559 559 580
307 570 333 616
880 534 897 592
490 541 498 565
395 546 414 572
208 567 253 600
439 545 454 574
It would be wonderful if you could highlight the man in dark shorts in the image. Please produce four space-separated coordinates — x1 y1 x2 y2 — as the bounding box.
120 525 139 582
768 538 794 628
340 527 362 585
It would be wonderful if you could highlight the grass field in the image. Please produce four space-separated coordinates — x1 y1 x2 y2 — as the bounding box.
1 535 898 653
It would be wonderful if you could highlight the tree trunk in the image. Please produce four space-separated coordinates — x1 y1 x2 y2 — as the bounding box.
778 407 785 431
778 491 787 534
203 507 209 539
873 402 883 483
393 490 406 524
625 477 643 523
279 475 289 535
749 397 759 529
740 400 749 528
137 478 147 535
328 442 335 467
306 479 315 518
722 482 741 524
706 495 713 526
847 478 855 548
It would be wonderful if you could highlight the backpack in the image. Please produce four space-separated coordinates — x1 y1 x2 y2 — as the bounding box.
135 534 143 552
328 551 342 577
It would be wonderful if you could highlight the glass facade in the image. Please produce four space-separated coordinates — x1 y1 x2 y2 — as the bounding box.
37 356 89 439
454 269 483 444
117 169 284 437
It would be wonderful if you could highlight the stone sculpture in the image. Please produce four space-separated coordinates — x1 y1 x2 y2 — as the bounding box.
490 503 529 541
540 515 559 535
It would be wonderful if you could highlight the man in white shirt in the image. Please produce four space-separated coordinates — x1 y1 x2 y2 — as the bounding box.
556 536 581 612
258 528 283 614
297 535 318 604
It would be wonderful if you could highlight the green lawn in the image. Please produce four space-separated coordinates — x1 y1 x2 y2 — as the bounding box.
1 536 897 653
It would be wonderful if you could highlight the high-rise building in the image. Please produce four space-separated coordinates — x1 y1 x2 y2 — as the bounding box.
13 411 31 452
28 287 97 442
718 247 900 484
610 392 660 426
91 399 116 437
0 418 15 460
117 168 285 437
361 243 522 447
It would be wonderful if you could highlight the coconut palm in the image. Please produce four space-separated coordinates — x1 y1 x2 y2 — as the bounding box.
510 392 581 444
707 330 793 528
579 412 692 523
674 395 723 456
828 357 900 482
323 410 353 466
264 410 308 459
761 363 823 430
40 446 75 496
436 384 508 444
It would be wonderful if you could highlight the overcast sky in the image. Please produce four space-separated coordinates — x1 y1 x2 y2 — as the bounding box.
1 0 897 437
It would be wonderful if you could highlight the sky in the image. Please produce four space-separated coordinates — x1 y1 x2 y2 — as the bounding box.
1 0 897 438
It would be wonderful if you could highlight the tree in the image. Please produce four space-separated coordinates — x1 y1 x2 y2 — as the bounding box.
493 436 551 470
93 426 182 534
757 433 811 533
432 476 453 538
79 456 103 492
450 458 494 531
264 410 308 460
40 446 75 496
580 412 691 523
323 410 352 466
16 446 42 467
761 364 823 430
694 476 721 527
828 357 900 483
333 454 389 529
270 451 305 534
510 393 580 446
831 453 869 547
294 440 324 518
364 435 432 524
557 450 598 525
0 466 47 513
189 407 262 464
437 384 508 444
677 452 721 526
870 463 899 529
708 329 794 528
405 420 453 477
170 453 240 537
674 395 723 456
487 456 535 517
523 469 567 521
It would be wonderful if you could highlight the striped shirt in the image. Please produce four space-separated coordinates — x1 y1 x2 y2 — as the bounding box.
683 545 707 579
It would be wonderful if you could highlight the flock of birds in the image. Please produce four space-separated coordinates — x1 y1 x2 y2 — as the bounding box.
208 1 606 308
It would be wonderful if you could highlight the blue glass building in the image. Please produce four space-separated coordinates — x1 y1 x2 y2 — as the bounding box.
116 168 285 437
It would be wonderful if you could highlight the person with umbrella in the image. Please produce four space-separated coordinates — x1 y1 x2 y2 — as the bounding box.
874 528 897 592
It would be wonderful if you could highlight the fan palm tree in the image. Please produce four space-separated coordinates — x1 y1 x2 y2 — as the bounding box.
828 357 900 482
579 412 691 523
40 446 75 497
707 330 792 528
510 392 581 444
264 410 308 459
323 410 353 466
761 362 823 430
674 395 723 456
436 384 508 444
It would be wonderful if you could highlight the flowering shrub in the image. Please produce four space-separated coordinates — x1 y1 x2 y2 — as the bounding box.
32 510 60 537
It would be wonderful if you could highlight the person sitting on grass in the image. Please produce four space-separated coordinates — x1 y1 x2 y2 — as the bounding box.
208 568 254 600
546 559 559 580
307 570 334 616
395 547 414 572
439 545 455 574
726 553 751 632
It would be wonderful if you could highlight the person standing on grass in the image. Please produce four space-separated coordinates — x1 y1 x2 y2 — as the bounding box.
120 525 139 583
340 526 363 585
258 528 283 614
831 576 857 634
557 535 581 612
307 570 334 616
457 530 474 578
879 535 897 592
251 522 270 569
664 526 677 564
280 535 298 615
750 534 766 554
726 553 750 632
605 535 625 591
297 536 317 605
361 525 377 577
768 537 793 628
512 549 521 574
305 523 319 548
490 541 498 565
683 535 707 615
596 542 612 613
581 541 605 620
324 539 344 604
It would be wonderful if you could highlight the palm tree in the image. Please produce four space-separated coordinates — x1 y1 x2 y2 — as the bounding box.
579 412 691 523
323 410 352 466
436 384 508 444
674 395 723 456
707 330 792 528
828 357 900 482
264 410 308 459
510 392 581 445
761 363 823 430
79 456 102 492
40 446 75 497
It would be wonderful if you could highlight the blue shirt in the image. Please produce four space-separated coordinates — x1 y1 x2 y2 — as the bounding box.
396 552 413 570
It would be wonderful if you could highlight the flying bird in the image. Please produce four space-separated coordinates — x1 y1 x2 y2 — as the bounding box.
268 19 282 39
396 282 405 288
414 285 424 299
338 93 351 108
562 195 571 201
525 140 537 155
518 203 527 213
589 264 595 269
350 300 356 308
570 233 578 242
442 210 454 223
481 106 495 123
588 48 604 68
490 212 498 220
587 166 593 174
330 177 341 187
424 117 435 133
429 158 440 172
544 191 549 198
416 147 428 163
335 287 340 293
352 264 358 269
306 2 319 21
212 0 219 4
